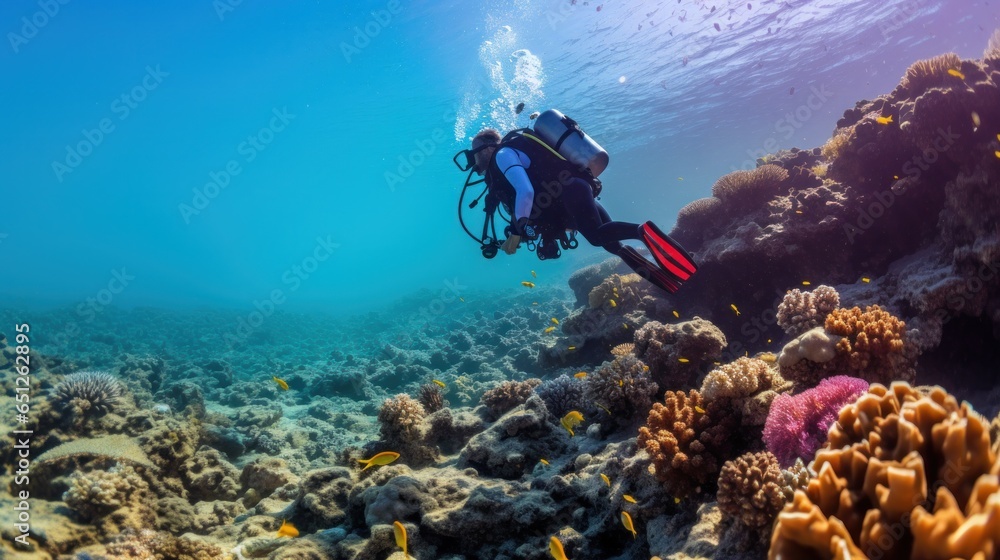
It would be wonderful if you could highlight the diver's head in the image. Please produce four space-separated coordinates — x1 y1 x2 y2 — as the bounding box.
471 128 501 175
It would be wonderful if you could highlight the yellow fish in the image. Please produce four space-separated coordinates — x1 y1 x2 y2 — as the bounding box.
795 210 803 214
357 451 400 471
567 346 576 351
622 323 629 329
618 379 623 387
760 353 777 363
677 176 684 181
893 175 899 179
561 410 584 437
995 150 1000 159
876 115 893 125
609 299 617 307
531 270 537 278
539 458 550 466
551 317 559 325
677 358 690 363
522 281 535 288
623 494 637 503
972 111 981 129
544 326 556 333
550 536 568 560
947 68 965 79
862 277 871 283
393 521 408 559
574 372 587 379
767 338 772 344
695 405 706 414
595 402 612 415
802 280 811 286
432 379 446 388
533 302 539 305
459 297 465 302
601 473 611 487
621 510 637 539
674 497 681 504
730 304 740 316
672 310 679 318
272 376 289 391
276 519 299 538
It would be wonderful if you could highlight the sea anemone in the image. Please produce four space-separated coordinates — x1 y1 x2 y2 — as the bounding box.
53 371 125 416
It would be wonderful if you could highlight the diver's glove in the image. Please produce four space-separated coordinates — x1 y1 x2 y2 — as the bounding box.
511 217 537 239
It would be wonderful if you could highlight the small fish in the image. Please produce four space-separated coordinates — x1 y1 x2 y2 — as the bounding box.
459 297 465 302
432 379 446 388
714 22 721 31
972 111 981 130
568 346 576 350
789 86 795 95
539 458 550 466
515 102 525 114
623 494 637 503
802 281 811 286
677 357 690 363
893 175 899 179
551 317 559 325
947 68 965 80
677 176 684 181
272 376 289 391
767 338 772 344
533 302 539 305
730 303 740 316
996 133 1000 142
529 111 540 120
995 150 1000 159
674 497 681 504
672 310 679 318
622 323 629 330
795 210 803 214
601 473 611 487
695 405 706 414
609 299 617 307
393 521 408 559
357 451 400 471
522 281 536 288
642 365 649 372
531 270 537 278
550 536 568 560
574 372 587 379
618 379 623 387
876 115 893 125
561 410 584 437
276 519 299 538
760 353 777 363
545 326 556 334
621 510 637 539
595 402 613 415
862 277 871 283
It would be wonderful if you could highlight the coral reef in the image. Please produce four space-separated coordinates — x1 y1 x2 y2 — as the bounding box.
534 373 588 419
105 529 223 560
769 382 1000 558
634 319 727 390
711 164 790 207
825 305 914 384
63 464 151 522
637 390 739 499
587 272 643 309
717 451 787 530
479 378 541 419
584 355 658 428
776 285 840 337
762 375 869 467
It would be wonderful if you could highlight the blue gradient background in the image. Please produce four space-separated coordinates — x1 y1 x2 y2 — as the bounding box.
0 0 996 316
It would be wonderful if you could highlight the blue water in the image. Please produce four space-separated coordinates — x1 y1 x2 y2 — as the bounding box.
1 0 995 316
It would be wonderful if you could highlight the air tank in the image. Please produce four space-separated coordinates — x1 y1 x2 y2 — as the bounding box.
532 109 610 177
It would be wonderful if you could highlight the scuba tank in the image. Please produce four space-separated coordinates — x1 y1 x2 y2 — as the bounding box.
532 109 609 177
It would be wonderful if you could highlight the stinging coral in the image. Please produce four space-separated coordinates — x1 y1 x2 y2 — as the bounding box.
52 370 125 417
479 379 541 419
717 451 787 530
776 285 840 337
378 394 426 441
710 164 789 207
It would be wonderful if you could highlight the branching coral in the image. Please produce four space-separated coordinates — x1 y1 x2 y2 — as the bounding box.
417 383 447 414
776 285 840 337
762 376 869 467
899 52 962 97
535 374 587 419
710 164 789 207
378 394 426 441
769 382 1000 559
717 451 787 530
634 319 727 390
584 355 658 426
480 379 541 419
824 305 914 384
637 389 738 499
52 370 125 418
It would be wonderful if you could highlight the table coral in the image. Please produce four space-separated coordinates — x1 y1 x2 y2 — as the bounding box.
717 451 787 530
637 390 738 499
769 382 1000 559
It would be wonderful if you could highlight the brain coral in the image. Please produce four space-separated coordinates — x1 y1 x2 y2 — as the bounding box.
776 285 840 337
824 305 914 384
717 451 787 530
378 394 426 441
584 355 658 426
637 389 738 499
710 164 789 207
480 379 541 420
52 370 125 416
769 382 1000 559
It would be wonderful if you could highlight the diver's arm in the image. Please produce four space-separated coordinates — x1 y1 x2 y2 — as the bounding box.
495 148 534 225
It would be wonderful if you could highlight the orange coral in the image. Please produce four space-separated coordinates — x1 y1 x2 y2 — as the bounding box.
637 390 737 499
824 305 913 384
769 382 1000 559
710 164 790 207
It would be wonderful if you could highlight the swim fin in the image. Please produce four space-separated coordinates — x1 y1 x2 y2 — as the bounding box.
640 221 698 282
619 245 681 294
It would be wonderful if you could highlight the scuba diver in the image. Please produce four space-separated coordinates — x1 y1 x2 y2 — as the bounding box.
452 109 697 293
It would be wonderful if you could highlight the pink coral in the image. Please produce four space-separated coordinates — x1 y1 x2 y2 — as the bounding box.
762 376 868 467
